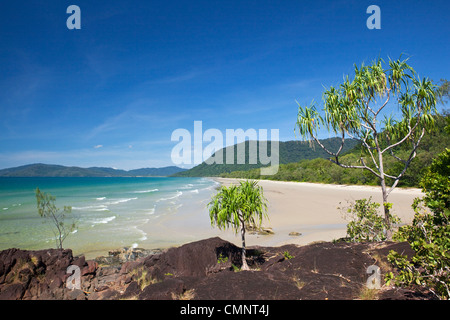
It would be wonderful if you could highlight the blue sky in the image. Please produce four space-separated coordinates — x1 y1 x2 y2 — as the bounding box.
0 0 449 170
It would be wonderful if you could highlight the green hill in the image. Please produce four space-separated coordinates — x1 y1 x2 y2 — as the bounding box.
173 138 359 177
221 113 450 187
0 164 187 177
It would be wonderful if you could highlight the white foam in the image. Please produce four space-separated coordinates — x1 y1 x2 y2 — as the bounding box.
137 228 148 241
157 191 183 202
73 205 109 211
132 189 159 194
190 189 199 194
143 208 155 215
106 197 138 205
92 216 116 224
179 184 195 190
96 197 106 201
131 243 138 249
93 207 109 212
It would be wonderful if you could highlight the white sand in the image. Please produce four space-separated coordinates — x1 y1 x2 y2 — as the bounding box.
211 178 424 247
84 178 423 258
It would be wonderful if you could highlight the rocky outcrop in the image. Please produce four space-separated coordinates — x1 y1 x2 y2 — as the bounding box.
95 247 162 267
0 248 86 300
0 237 434 300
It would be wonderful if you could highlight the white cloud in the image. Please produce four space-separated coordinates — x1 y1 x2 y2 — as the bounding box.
94 145 103 149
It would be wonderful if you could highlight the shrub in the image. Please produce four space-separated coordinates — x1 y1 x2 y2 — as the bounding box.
340 197 400 242
386 148 450 299
35 188 76 250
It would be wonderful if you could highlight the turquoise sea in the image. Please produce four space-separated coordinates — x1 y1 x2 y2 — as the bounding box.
0 177 219 258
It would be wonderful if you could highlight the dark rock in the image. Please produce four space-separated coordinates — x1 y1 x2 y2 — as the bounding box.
139 278 186 300
142 237 242 279
93 288 118 300
66 288 86 300
95 247 160 267
121 281 141 299
0 238 435 300
0 283 26 300
96 285 109 292
72 255 86 268
81 260 98 276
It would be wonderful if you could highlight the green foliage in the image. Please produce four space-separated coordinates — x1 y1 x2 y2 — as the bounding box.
419 148 450 219
222 113 450 188
0 163 186 177
208 180 269 234
174 138 358 177
208 180 269 270
296 56 437 146
295 56 438 237
339 197 400 242
386 149 450 299
436 79 450 105
231 263 241 272
217 253 228 264
283 251 294 260
35 187 76 250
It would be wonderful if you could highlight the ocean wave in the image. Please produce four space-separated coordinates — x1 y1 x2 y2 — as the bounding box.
132 189 159 194
134 225 148 241
73 205 109 211
92 216 116 224
156 191 183 202
190 189 199 194
94 207 110 212
96 197 106 201
142 208 155 215
105 197 138 205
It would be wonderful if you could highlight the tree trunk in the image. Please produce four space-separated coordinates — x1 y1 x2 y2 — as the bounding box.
240 223 249 271
380 177 392 240
377 141 393 241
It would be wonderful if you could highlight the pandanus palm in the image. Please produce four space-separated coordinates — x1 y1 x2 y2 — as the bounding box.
208 180 268 270
296 56 437 239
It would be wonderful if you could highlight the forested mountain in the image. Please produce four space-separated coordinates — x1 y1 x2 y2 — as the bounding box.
0 164 186 177
221 113 450 187
173 137 359 177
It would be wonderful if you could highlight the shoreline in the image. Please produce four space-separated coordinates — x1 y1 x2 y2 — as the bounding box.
29 177 425 260
209 177 423 247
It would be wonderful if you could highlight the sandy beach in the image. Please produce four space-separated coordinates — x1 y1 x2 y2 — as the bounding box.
73 177 423 258
77 177 424 258
210 178 424 248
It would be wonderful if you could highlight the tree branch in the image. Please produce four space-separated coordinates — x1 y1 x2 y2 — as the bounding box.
374 88 391 117
387 128 425 196
381 107 422 154
330 157 382 179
